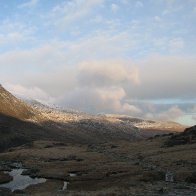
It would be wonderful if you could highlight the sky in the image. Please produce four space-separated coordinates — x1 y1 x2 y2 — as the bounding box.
0 0 196 126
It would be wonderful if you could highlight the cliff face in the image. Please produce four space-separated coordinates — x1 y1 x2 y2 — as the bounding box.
0 85 36 120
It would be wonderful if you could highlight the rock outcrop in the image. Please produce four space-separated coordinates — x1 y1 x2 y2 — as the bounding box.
165 125 196 147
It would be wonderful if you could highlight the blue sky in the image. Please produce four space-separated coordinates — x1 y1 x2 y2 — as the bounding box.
0 0 196 126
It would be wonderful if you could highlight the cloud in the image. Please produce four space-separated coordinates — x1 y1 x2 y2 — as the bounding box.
122 104 142 114
58 86 125 113
57 60 140 114
48 0 104 28
192 115 196 121
193 106 196 112
144 105 184 121
0 32 23 45
154 16 161 22
0 20 36 47
18 0 39 9
156 106 184 120
111 4 119 12
1 46 195 122
169 37 184 51
78 60 140 87
135 1 143 8
58 86 142 115
193 5 196 13
122 0 129 5
0 0 195 126
4 83 55 104
129 55 196 100
0 44 65 71
91 15 104 23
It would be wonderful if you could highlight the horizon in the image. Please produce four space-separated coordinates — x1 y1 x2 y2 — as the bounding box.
0 0 196 126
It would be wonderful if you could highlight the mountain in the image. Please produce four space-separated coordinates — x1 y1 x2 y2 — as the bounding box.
0 85 38 121
0 85 142 151
0 84 186 152
26 99 185 138
99 114 185 137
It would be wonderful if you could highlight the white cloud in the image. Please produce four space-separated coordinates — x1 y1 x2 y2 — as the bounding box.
0 43 67 70
135 1 143 8
18 0 39 9
152 37 185 53
122 0 129 5
4 83 55 104
57 60 140 114
0 20 36 46
0 44 195 119
154 16 161 22
78 60 140 87
193 6 196 14
169 37 184 51
192 115 196 121
162 4 183 15
131 55 196 100
158 106 184 120
58 86 141 115
144 106 184 121
48 0 104 28
0 32 23 45
122 103 142 114
111 3 119 12
91 15 104 23
190 105 196 113
58 86 126 113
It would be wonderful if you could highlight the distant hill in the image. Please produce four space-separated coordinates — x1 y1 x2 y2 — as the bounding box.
100 114 186 137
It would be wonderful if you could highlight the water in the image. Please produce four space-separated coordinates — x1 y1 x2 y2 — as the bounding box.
0 169 47 192
62 181 68 190
69 173 77 177
60 172 76 191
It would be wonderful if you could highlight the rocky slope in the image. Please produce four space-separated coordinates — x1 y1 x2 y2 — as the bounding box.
26 100 142 142
99 114 186 137
28 100 185 135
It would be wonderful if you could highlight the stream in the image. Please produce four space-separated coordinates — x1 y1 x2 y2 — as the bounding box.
0 169 46 192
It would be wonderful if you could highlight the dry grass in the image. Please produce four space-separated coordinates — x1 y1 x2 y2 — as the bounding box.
0 136 196 195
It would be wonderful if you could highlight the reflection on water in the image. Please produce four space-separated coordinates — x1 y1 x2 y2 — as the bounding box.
62 181 68 190
0 169 46 192
69 173 77 177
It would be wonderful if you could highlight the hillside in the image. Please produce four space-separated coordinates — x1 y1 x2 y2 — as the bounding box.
0 85 142 151
0 85 37 121
99 114 186 137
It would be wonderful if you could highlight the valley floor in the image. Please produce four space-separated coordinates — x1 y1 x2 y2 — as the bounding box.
0 136 196 195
